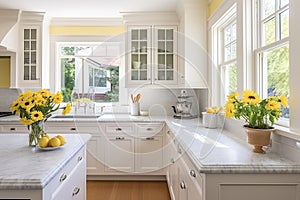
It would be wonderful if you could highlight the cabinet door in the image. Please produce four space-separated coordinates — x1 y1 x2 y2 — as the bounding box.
104 136 134 173
127 26 152 85
135 136 163 173
153 26 178 85
86 135 104 175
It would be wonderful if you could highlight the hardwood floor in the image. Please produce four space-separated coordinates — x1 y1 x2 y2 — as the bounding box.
87 181 171 200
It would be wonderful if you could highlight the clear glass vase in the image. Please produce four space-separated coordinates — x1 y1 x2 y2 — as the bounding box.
29 121 45 146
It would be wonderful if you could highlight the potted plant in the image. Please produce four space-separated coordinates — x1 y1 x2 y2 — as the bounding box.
225 90 288 153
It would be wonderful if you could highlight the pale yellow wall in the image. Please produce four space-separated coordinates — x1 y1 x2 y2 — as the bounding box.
50 26 125 35
0 57 10 88
208 0 224 17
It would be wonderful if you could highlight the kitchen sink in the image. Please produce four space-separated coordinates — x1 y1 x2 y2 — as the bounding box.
51 115 101 119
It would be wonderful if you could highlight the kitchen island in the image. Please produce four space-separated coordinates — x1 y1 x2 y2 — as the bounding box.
0 133 91 200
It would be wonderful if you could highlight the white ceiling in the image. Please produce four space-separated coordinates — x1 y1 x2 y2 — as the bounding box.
0 0 179 18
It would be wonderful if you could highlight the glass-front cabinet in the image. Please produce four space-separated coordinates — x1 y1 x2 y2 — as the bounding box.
127 25 177 87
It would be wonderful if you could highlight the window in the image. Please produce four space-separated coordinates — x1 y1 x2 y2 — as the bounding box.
23 28 37 80
256 0 289 121
58 43 120 103
221 21 237 99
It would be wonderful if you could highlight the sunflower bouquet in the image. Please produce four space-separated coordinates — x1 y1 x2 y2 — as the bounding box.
225 90 288 129
10 89 72 146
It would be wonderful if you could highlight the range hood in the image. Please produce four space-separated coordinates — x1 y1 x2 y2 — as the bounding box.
0 9 20 52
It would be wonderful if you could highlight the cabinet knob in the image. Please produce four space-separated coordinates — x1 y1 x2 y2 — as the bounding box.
116 137 125 140
146 128 153 131
167 130 171 134
78 156 83 162
116 128 122 131
72 187 80 196
180 181 186 189
59 174 67 182
178 147 182 154
170 158 175 164
190 170 196 178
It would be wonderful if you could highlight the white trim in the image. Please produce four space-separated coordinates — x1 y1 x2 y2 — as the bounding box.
50 18 123 26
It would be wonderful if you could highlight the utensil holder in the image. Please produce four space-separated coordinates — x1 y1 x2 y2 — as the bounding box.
130 103 140 116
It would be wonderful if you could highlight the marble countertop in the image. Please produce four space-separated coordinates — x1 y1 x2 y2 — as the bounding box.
0 134 91 189
165 118 300 174
1 114 300 174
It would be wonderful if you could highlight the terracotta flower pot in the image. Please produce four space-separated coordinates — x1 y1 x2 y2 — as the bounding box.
243 126 274 153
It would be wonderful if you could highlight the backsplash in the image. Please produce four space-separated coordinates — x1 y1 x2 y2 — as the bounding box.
127 88 208 116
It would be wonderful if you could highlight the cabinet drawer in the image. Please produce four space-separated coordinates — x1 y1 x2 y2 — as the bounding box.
1 125 28 133
45 123 77 133
137 123 164 136
105 124 134 135
46 147 85 195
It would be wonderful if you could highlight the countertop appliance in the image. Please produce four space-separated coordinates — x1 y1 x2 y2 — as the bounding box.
172 90 197 119
0 88 21 117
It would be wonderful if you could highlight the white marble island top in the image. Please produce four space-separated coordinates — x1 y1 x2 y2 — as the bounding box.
0 134 90 190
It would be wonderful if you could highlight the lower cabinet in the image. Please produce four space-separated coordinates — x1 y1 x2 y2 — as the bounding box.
44 147 86 200
104 135 135 173
86 135 104 175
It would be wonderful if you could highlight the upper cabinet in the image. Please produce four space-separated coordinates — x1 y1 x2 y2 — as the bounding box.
127 25 178 87
122 12 180 88
18 11 49 89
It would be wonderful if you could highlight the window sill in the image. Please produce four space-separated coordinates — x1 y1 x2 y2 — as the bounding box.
274 125 300 142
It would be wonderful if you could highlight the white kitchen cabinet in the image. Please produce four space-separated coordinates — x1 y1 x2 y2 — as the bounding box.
126 25 178 87
86 135 104 175
44 146 87 200
18 11 46 88
103 123 135 173
135 123 165 173
104 135 135 173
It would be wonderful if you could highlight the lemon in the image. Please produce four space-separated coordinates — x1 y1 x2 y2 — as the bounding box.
48 137 61 147
44 134 51 140
56 135 66 146
38 137 49 148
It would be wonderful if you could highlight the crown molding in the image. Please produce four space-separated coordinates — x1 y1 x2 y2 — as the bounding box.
50 17 123 26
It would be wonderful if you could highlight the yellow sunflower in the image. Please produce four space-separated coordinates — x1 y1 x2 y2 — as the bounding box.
19 97 34 110
53 91 63 104
31 111 44 122
10 100 20 114
227 92 239 102
225 102 235 118
22 90 34 99
242 90 261 104
280 94 288 107
34 94 46 106
19 118 34 126
62 103 72 115
265 100 281 111
37 89 50 98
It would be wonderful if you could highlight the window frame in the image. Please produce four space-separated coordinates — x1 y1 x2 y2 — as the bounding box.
254 0 290 126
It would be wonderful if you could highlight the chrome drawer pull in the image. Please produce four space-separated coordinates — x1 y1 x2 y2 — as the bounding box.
190 170 196 178
146 137 154 140
10 128 16 131
116 137 125 140
180 181 186 189
146 128 153 131
78 156 83 162
59 174 67 182
72 187 80 196
70 127 76 131
116 128 122 131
